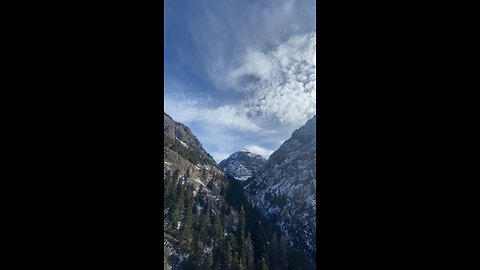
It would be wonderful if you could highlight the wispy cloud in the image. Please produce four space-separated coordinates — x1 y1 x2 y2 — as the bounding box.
245 145 274 158
165 0 316 161
228 33 316 125
164 93 261 132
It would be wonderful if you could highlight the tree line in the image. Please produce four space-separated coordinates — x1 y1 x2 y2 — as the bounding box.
164 171 314 270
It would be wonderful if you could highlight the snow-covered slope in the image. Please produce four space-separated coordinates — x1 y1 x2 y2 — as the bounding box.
244 116 316 260
219 149 267 181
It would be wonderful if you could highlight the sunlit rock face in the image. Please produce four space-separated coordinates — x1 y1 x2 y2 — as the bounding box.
164 112 224 191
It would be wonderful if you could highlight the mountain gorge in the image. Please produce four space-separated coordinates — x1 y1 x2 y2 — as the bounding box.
164 112 316 270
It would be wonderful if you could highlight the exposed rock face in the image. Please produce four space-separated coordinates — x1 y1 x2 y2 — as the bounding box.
163 113 246 270
244 116 316 260
219 149 267 181
164 113 216 165
164 113 224 190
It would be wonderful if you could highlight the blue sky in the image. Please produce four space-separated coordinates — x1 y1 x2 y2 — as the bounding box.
164 0 316 163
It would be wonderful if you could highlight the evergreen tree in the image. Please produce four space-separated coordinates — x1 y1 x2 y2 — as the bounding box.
207 178 215 190
253 222 265 263
181 202 194 248
171 177 178 197
238 206 247 260
261 260 269 270
213 248 224 270
169 185 185 231
225 234 237 269
164 173 171 203
239 262 245 270
195 189 203 206
164 246 170 270
278 236 288 270
165 174 178 212
184 184 194 206
204 252 213 270
288 249 310 270
269 233 279 270
193 235 205 267
221 202 228 214
213 214 223 247
233 250 241 270
246 233 255 270
198 205 210 240
164 158 315 270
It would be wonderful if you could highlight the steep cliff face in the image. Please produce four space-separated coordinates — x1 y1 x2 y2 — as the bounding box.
164 113 237 270
244 116 316 260
164 113 216 165
219 149 267 181
164 113 223 190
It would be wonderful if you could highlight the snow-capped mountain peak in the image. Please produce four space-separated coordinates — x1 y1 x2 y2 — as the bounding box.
219 149 267 181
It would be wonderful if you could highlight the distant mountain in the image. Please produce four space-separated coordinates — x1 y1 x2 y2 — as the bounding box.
219 149 267 181
244 115 316 261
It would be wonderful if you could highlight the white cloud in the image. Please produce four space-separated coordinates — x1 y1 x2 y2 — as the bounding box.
165 0 316 160
245 145 274 158
228 32 316 125
165 31 316 160
164 94 261 132
182 0 316 93
229 50 277 81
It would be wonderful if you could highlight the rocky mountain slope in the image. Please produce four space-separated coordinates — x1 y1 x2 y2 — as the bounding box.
164 112 224 191
244 116 316 262
164 112 315 270
164 112 231 269
219 149 267 181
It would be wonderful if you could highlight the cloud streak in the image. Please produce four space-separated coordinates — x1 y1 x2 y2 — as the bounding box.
164 0 316 162
245 145 274 158
164 93 261 132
